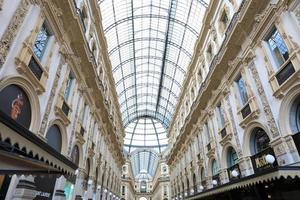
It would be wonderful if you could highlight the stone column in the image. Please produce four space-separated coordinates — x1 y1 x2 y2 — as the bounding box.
74 168 85 200
12 175 36 200
239 156 254 177
53 176 66 200
86 176 94 199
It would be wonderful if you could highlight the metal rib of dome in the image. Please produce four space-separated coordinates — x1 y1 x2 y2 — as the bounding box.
124 118 168 153
130 149 159 179
98 0 208 128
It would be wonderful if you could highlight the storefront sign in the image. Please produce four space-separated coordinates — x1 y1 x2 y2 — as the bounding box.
34 176 56 200
251 148 277 173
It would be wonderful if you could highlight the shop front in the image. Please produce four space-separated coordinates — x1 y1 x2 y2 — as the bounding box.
0 110 77 199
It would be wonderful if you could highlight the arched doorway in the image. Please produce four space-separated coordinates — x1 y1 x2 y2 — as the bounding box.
250 128 270 155
227 147 238 167
139 197 147 200
193 173 197 194
290 96 300 154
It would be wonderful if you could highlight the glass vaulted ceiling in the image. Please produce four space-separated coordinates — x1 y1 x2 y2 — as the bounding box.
98 0 209 128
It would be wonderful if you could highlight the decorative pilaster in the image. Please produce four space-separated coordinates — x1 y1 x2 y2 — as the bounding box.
224 94 243 158
248 62 280 138
12 176 36 200
39 53 64 136
0 0 29 67
68 92 83 155
53 176 66 200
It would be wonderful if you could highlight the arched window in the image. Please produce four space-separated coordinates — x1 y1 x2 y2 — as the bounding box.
71 145 80 166
191 87 195 100
46 125 62 152
290 96 300 134
92 42 97 57
200 168 205 182
81 6 88 30
251 128 270 154
211 159 218 176
186 177 190 191
86 159 90 178
0 84 31 129
140 180 147 193
193 173 196 190
95 167 98 192
204 122 210 143
207 45 212 61
227 147 238 167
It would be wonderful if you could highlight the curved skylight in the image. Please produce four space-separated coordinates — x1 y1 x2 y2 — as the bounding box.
124 118 168 153
130 149 159 179
98 0 208 128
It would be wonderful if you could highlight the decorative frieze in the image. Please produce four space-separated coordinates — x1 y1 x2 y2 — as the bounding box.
0 0 29 67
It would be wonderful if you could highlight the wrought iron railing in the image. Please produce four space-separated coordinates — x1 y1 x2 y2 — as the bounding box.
62 100 70 117
28 56 43 80
275 61 295 85
241 103 251 119
220 127 227 139
174 0 249 138
80 125 85 136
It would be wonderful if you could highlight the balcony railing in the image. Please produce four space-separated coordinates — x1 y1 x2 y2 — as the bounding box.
220 127 227 139
275 61 295 85
241 103 251 119
28 56 43 80
80 125 85 136
207 143 211 151
61 100 70 117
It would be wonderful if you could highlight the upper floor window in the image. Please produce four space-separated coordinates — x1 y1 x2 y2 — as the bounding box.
80 103 88 124
191 87 195 101
216 104 225 129
220 9 229 32
204 122 210 143
207 45 213 62
33 22 52 60
211 159 218 176
227 147 238 167
235 75 248 105
265 27 289 68
64 72 74 102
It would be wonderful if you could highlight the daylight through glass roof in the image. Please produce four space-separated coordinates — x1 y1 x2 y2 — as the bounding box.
124 118 168 153
130 149 159 179
98 0 208 128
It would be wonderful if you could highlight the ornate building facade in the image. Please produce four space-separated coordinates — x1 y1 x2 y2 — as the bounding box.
167 0 300 199
1 0 300 200
0 0 124 199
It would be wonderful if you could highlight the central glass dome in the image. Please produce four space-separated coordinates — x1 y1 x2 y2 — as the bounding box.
124 118 168 153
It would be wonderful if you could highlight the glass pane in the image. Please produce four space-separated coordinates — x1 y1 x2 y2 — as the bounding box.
99 0 209 128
